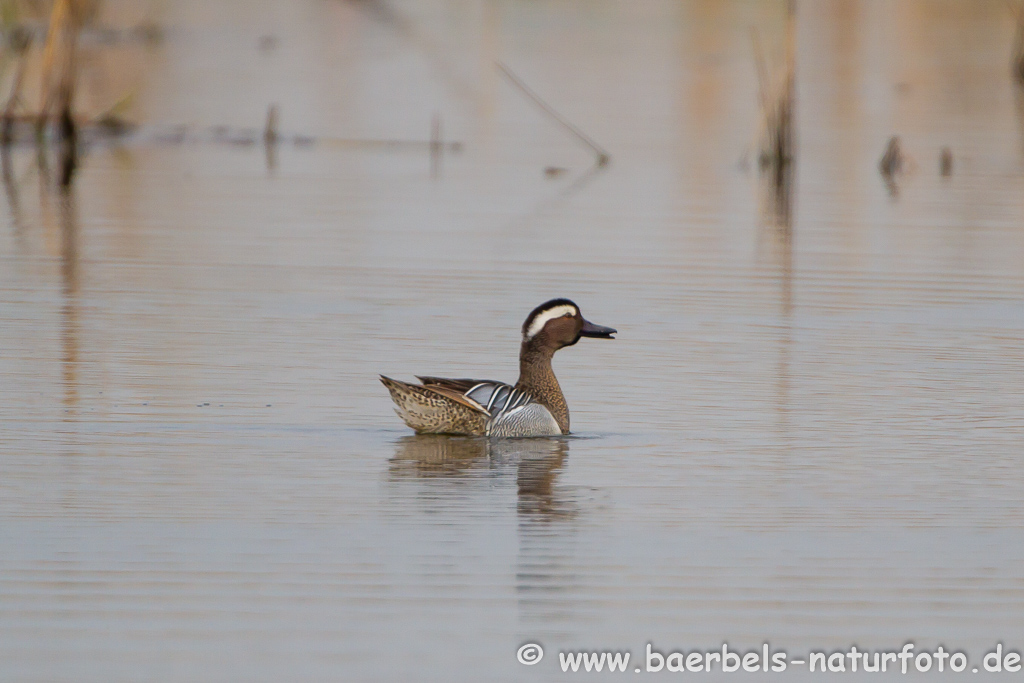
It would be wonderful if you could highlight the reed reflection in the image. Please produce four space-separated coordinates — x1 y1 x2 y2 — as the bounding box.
1 149 26 248
499 162 607 236
57 186 80 413
25 135 81 413
757 159 793 441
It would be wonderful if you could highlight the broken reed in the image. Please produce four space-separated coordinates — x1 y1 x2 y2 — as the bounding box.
497 62 610 167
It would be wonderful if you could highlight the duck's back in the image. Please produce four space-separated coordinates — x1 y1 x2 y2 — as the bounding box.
461 381 561 437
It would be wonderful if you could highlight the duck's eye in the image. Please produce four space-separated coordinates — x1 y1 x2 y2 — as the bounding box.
563 312 573 318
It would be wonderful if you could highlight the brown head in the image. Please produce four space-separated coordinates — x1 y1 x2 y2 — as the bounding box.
520 298 616 355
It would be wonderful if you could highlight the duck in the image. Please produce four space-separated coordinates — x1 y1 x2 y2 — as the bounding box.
380 298 616 437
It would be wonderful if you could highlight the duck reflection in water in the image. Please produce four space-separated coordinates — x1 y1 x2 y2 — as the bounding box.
388 435 575 522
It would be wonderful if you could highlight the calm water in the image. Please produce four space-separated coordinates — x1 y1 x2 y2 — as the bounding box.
3 0 1024 680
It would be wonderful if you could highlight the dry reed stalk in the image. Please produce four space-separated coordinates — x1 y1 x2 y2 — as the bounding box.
1 25 31 145
1013 2 1024 83
36 0 85 186
38 0 81 139
754 1 795 179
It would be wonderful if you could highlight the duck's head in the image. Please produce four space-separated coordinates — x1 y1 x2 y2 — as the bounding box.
521 298 617 351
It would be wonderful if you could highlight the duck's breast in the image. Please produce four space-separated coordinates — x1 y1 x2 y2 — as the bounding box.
488 402 562 437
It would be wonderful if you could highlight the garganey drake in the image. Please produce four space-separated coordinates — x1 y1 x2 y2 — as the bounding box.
380 298 616 437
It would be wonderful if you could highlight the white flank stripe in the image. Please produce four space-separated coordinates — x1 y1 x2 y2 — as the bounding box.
504 405 527 418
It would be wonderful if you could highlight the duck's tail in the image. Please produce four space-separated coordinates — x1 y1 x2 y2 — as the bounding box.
379 375 487 435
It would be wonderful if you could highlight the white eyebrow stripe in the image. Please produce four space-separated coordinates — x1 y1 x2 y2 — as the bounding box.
524 304 577 339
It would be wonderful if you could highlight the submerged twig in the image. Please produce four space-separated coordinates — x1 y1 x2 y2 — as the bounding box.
879 136 903 176
497 62 610 166
264 104 278 146
429 111 442 179
939 147 953 177
263 104 278 171
878 135 903 197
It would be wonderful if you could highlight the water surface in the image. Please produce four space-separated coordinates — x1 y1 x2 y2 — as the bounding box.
3 1 1024 680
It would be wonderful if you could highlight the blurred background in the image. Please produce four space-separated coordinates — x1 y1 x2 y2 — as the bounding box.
2 0 1024 681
